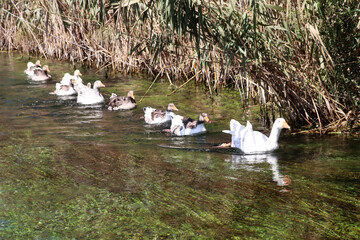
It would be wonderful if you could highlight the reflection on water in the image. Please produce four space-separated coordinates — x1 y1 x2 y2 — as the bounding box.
56 95 77 101
74 106 104 122
225 153 288 186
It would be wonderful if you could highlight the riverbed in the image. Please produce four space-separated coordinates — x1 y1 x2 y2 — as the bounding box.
0 53 359 238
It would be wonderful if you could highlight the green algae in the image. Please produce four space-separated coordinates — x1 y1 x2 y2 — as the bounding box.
0 54 359 239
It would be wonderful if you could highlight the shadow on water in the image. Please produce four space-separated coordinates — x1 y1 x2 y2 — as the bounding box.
0 53 359 239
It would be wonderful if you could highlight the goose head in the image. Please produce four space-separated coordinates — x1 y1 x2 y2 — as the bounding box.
198 113 211 123
74 70 82 77
35 60 41 67
267 118 290 149
273 118 290 130
127 90 135 99
166 103 179 112
43 65 50 72
93 80 105 89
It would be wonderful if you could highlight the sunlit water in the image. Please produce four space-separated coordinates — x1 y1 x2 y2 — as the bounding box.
0 53 359 238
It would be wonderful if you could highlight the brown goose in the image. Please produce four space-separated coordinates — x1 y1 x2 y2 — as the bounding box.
24 60 41 76
108 91 137 110
143 103 179 124
31 65 52 81
50 79 76 96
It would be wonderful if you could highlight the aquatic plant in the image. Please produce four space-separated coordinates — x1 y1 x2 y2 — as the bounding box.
0 0 359 132
0 127 359 238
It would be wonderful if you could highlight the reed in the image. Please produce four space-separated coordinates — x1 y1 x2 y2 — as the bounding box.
0 0 359 132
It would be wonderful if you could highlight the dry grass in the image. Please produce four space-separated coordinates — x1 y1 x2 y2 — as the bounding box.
1 0 359 132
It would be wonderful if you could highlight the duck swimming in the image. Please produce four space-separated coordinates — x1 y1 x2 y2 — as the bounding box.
143 103 179 124
221 118 290 154
50 79 77 96
169 112 211 136
77 80 105 105
60 70 86 92
24 60 41 76
30 65 52 81
108 91 136 110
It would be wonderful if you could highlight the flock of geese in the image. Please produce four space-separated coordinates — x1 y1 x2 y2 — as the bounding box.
24 60 291 154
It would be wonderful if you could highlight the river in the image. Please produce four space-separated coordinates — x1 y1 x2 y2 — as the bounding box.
0 53 359 238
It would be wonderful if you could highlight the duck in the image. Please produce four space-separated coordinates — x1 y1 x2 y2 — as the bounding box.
60 73 73 85
221 118 290 154
60 70 86 92
30 65 52 81
77 80 105 105
169 112 211 136
24 60 41 76
108 91 136 110
50 78 77 96
143 103 179 124
70 70 86 91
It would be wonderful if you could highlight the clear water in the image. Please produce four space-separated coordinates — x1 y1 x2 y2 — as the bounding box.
0 53 359 238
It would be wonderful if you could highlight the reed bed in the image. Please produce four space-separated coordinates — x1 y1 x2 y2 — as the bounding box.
1 0 359 132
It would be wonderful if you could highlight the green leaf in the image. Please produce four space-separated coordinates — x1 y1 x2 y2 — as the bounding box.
264 4 285 12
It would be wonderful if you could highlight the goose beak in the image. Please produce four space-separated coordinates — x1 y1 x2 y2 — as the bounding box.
204 116 211 123
172 105 179 111
99 82 105 87
282 121 290 129
131 92 135 99
78 72 82 76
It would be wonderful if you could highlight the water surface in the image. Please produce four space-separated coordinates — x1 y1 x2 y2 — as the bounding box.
0 53 359 239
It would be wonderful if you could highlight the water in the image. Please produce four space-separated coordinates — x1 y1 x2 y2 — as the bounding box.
0 53 359 238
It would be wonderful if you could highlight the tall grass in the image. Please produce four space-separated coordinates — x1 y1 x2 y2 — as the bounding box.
1 0 359 131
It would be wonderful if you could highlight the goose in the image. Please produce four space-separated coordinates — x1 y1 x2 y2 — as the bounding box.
221 118 290 154
30 65 52 81
24 60 41 76
143 103 179 124
169 112 211 136
77 80 105 105
108 91 136 110
50 79 77 96
60 73 73 85
60 70 86 92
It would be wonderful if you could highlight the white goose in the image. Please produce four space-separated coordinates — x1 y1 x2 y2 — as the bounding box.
77 80 105 105
169 112 211 136
60 70 86 92
222 118 290 154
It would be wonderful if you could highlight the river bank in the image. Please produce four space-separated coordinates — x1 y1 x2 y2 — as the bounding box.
1 1 359 131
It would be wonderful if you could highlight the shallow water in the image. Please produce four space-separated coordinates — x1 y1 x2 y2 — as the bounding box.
0 53 359 238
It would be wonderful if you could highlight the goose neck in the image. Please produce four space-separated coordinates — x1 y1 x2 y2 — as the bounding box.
268 127 282 144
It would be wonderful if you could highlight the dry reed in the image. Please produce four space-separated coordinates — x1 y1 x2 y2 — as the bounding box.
1 0 359 132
